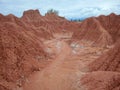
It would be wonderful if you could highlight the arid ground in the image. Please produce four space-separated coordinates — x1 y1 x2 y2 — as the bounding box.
0 9 120 90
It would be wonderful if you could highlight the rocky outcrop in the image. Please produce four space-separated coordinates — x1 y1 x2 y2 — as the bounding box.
0 10 50 90
97 13 120 42
0 9 120 90
80 41 120 90
21 9 80 36
73 13 120 47
89 41 120 72
0 9 81 90
73 17 113 47
81 71 120 90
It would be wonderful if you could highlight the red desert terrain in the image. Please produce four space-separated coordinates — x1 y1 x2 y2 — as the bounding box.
0 9 120 90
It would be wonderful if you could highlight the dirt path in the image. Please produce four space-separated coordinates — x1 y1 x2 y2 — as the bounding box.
23 40 106 90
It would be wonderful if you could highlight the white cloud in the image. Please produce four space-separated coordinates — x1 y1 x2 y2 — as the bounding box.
0 0 120 19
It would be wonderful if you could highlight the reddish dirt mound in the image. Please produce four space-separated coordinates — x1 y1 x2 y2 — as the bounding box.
80 41 120 90
22 9 42 21
0 9 120 90
81 71 120 90
73 17 113 47
0 9 81 90
97 13 120 42
21 9 63 36
21 9 80 37
73 13 120 47
0 84 9 90
0 14 48 90
89 41 120 72
21 9 53 39
78 14 120 89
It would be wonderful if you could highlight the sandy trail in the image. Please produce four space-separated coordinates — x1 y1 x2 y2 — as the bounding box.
23 40 105 90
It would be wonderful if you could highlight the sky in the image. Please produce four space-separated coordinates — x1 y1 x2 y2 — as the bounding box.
0 0 120 19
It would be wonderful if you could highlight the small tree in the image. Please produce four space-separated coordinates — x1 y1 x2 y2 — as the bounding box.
46 9 59 15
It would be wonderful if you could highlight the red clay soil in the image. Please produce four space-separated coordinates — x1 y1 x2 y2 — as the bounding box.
73 13 120 47
0 9 81 90
0 13 50 89
0 85 9 90
81 71 120 90
22 9 80 34
80 41 120 90
0 9 120 90
73 17 113 47
96 13 120 42
89 41 120 72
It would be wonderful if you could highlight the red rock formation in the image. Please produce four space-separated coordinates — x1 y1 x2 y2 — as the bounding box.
22 9 42 21
89 41 120 72
0 9 80 90
73 13 120 47
79 14 120 90
0 9 120 90
97 13 120 42
0 85 9 90
81 71 120 90
21 9 80 37
73 17 113 47
0 12 49 90
80 40 120 90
